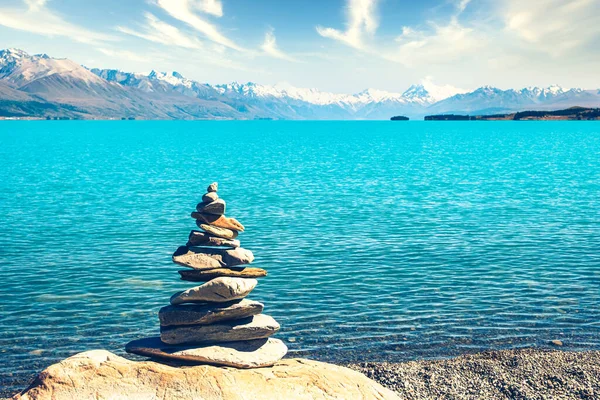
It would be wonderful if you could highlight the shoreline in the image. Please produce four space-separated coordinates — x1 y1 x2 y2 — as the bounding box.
4 348 599 399
347 348 600 399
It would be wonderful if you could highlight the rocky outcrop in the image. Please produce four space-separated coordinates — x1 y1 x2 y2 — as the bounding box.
13 350 399 400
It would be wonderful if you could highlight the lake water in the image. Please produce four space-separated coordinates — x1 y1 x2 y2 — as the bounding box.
1 121 599 394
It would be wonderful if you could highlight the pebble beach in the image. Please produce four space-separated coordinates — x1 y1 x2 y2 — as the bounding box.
348 349 600 399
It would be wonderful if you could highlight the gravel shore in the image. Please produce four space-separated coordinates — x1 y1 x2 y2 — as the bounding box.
347 349 600 399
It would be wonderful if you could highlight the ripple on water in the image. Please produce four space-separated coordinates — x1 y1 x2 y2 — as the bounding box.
1 121 600 396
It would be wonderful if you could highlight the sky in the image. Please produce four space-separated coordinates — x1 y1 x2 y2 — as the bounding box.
0 0 599 93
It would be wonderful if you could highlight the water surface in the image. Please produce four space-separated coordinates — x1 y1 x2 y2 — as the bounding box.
1 121 599 393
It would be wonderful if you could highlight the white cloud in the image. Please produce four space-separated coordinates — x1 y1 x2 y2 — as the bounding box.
97 48 152 63
117 13 204 49
193 0 223 17
24 0 47 12
503 0 600 56
316 0 379 49
457 0 471 13
387 20 484 67
261 29 297 62
0 0 114 45
155 0 243 51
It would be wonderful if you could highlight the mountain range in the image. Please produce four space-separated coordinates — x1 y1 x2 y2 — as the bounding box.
1 48 599 120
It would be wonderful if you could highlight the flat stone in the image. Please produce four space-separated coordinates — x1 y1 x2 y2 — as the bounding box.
207 182 218 192
172 247 254 270
198 223 238 239
125 337 287 368
187 230 240 248
170 277 258 305
192 212 245 232
179 267 267 281
196 199 226 215
202 192 218 203
15 350 399 400
160 314 280 345
172 246 221 270
159 299 264 327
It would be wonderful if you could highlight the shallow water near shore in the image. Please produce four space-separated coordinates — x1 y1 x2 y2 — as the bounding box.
1 121 599 394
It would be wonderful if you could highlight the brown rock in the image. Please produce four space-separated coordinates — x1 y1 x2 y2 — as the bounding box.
170 277 257 305
171 246 221 270
160 314 280 345
13 350 398 400
202 192 218 203
197 223 239 239
207 182 218 192
159 299 264 327
125 337 287 368
187 230 240 248
172 247 254 270
179 267 267 281
196 199 226 215
192 212 245 232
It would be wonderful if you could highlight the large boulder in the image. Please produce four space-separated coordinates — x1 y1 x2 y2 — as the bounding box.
13 350 398 400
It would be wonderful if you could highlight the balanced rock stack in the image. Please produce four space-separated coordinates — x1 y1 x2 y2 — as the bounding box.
126 182 287 368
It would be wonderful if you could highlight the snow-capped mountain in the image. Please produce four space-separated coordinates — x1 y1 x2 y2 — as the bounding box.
0 48 104 87
402 81 467 104
428 85 598 115
0 49 598 120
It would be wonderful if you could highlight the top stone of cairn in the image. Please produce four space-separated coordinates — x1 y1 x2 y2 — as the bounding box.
207 182 218 193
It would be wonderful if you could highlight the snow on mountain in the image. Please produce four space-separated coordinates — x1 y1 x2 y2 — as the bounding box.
402 80 467 104
1 49 599 120
214 82 421 108
91 68 221 99
0 48 104 87
427 85 598 115
212 79 465 108
148 70 194 89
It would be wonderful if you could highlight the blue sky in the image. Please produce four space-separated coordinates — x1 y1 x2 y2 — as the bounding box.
1 0 599 93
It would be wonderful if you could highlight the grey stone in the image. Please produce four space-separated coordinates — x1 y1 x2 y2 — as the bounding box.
196 199 226 215
187 231 240 248
172 246 254 270
160 314 280 345
170 277 257 305
171 246 221 270
202 192 218 203
159 299 264 327
197 223 238 239
207 182 218 192
125 337 288 368
179 267 267 282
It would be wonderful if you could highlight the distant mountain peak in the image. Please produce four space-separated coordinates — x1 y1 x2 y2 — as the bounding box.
2 48 29 57
403 80 466 103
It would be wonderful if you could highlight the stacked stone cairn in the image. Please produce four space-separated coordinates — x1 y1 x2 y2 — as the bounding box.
126 182 287 368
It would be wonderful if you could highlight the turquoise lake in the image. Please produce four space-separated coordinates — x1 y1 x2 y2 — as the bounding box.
1 121 599 393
